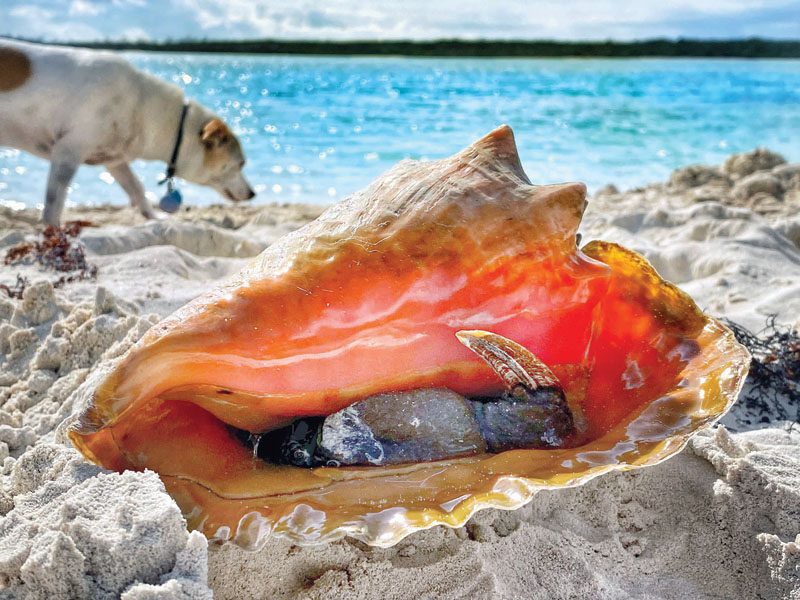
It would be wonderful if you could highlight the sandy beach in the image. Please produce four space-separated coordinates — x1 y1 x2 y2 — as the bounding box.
1 148 799 599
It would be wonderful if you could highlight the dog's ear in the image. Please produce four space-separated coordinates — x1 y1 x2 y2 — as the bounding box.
201 119 230 149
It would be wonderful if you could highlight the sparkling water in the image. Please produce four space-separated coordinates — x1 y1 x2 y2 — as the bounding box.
2 54 799 210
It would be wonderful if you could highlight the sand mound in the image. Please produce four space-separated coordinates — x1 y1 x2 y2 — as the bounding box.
0 284 213 597
0 444 210 599
80 221 264 259
591 148 800 221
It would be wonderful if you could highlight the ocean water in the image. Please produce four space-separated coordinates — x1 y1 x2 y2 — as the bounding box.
2 54 800 210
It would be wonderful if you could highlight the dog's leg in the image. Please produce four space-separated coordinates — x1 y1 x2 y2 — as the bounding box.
42 149 80 226
107 162 156 219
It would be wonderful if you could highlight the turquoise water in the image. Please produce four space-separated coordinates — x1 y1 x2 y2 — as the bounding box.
2 54 800 210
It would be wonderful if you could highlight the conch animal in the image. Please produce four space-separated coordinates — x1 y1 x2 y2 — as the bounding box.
69 125 749 549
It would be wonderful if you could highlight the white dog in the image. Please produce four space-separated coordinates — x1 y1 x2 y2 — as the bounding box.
0 38 255 225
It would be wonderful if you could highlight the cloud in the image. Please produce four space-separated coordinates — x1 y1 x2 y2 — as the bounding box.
1 0 798 41
121 26 150 40
5 3 103 40
169 0 800 40
69 0 104 17
8 5 55 20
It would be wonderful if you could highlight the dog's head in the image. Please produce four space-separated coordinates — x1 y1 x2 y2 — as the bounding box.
182 117 255 202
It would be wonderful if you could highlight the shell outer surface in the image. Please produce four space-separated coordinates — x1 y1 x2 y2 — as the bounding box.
68 126 750 549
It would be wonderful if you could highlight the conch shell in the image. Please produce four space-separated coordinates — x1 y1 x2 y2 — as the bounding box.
69 126 749 549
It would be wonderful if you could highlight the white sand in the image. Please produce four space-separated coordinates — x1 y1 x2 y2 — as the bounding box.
0 149 799 598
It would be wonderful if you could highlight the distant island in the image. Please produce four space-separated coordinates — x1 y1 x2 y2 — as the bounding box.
11 37 800 58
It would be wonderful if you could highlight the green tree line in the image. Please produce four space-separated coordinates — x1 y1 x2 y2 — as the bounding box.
11 37 800 58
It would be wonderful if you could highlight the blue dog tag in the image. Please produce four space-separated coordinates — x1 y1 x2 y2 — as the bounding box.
159 188 183 213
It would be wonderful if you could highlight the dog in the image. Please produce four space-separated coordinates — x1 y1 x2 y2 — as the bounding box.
0 38 255 225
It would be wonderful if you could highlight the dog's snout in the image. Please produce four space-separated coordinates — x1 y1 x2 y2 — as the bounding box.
246 188 255 200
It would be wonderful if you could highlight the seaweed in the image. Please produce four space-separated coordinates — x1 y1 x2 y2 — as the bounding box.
722 316 800 426
3 221 98 288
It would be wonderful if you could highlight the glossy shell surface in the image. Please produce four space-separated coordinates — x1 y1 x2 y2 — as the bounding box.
69 126 750 549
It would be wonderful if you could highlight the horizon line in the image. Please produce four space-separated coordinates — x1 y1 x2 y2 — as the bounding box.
5 35 800 58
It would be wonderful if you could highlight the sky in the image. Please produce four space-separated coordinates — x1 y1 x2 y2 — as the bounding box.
2 0 799 42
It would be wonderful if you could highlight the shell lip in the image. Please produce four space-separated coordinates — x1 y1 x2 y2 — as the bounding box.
256 318 750 549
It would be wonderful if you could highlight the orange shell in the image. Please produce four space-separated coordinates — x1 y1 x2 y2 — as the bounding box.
68 126 750 549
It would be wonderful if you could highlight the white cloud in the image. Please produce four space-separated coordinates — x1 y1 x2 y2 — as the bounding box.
69 0 103 17
8 5 55 19
171 0 800 40
121 26 150 40
4 3 102 40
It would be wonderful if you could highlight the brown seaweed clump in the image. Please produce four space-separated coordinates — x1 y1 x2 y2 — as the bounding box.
723 317 800 425
4 221 98 288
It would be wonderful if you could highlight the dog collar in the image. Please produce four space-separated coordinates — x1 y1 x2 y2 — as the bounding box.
161 100 189 184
